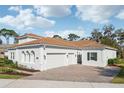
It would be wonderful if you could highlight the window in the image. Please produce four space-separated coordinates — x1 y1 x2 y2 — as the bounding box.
87 52 97 61
43 46 46 50
13 52 15 59
11 52 13 59
22 51 26 62
10 52 15 60
44 55 46 60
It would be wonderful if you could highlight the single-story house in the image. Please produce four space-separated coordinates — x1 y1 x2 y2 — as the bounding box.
6 33 117 71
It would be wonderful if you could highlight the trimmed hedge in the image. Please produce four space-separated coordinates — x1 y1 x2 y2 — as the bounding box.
108 58 118 65
108 58 124 65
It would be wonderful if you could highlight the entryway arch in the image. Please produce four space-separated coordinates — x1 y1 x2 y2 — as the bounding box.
30 51 35 63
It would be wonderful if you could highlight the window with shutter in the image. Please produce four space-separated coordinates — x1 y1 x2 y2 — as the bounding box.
87 52 97 61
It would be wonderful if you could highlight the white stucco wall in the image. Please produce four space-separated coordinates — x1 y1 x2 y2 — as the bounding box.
18 37 37 44
7 45 78 71
103 49 117 66
7 44 117 70
4 51 8 57
8 45 44 70
81 49 105 67
81 49 117 67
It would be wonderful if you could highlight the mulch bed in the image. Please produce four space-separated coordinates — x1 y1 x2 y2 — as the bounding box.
17 67 40 72
0 66 32 76
108 64 121 67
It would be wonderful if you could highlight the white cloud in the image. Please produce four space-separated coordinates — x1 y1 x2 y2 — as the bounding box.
44 28 85 39
44 31 56 37
8 6 21 12
116 10 124 19
34 5 72 17
0 8 55 30
76 6 123 24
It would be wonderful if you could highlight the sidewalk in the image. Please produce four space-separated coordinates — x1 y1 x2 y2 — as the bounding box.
0 79 124 88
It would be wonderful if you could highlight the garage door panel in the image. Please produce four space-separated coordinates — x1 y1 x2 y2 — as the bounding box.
46 53 66 69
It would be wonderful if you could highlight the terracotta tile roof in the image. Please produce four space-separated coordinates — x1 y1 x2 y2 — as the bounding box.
9 33 116 50
16 33 42 39
77 40 117 50
10 37 116 50
12 37 77 48
73 40 97 48
74 40 116 50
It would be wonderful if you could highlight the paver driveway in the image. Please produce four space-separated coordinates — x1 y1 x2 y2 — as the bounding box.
23 65 120 83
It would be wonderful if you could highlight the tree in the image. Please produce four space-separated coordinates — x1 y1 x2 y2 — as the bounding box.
0 39 2 44
0 31 3 44
115 29 124 45
53 35 62 39
68 33 80 41
115 29 124 58
63 38 67 40
91 28 102 42
0 28 18 44
101 36 118 48
89 24 124 59
103 24 115 38
81 37 85 40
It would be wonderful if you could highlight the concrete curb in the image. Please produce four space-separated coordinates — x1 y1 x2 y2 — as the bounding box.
0 79 124 88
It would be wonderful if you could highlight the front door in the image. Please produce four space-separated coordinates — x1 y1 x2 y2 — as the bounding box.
77 54 82 64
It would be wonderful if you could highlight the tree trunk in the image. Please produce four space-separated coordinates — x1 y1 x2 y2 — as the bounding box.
6 37 9 44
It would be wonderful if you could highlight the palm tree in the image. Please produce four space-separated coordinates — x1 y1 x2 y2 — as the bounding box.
0 28 18 44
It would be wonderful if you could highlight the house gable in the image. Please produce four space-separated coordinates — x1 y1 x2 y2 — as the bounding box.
16 33 42 44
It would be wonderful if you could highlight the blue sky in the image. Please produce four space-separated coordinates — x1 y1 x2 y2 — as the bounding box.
0 5 124 43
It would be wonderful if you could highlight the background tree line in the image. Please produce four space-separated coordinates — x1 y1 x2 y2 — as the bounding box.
52 24 124 59
0 24 123 59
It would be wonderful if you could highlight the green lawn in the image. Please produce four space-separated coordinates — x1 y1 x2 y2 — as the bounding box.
0 74 22 79
112 63 124 83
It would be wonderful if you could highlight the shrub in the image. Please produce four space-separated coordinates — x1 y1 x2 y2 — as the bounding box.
0 58 6 66
108 58 118 65
4 58 14 64
0 58 18 68
0 68 15 73
117 58 124 64
2 68 14 73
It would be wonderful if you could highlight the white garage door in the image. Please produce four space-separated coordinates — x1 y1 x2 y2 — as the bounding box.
68 53 75 65
46 53 67 69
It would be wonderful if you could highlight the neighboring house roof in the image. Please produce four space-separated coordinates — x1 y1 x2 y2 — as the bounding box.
0 44 15 52
10 36 117 50
16 33 42 39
